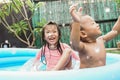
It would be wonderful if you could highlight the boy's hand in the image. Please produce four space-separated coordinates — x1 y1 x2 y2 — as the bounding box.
69 4 78 14
69 4 82 22
77 7 82 18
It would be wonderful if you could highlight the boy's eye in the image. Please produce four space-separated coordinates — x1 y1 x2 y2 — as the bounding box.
92 22 95 24
92 22 96 25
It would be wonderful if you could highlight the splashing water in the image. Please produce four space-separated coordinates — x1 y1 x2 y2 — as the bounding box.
95 47 100 53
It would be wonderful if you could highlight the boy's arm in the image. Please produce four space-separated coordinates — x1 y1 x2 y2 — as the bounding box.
70 5 84 51
70 22 84 51
112 16 120 34
103 16 120 42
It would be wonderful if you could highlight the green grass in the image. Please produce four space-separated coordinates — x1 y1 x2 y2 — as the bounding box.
106 50 120 54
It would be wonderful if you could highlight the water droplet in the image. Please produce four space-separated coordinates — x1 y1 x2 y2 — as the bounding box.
62 23 65 27
105 7 110 13
95 47 100 53
49 11 52 14
86 56 90 59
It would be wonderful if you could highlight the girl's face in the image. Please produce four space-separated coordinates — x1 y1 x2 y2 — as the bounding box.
44 24 59 46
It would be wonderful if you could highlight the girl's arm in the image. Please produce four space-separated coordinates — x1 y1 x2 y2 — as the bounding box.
71 50 80 61
52 48 72 70
62 43 80 60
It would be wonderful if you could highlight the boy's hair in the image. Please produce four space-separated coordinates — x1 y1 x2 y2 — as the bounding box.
70 21 84 31
41 21 63 64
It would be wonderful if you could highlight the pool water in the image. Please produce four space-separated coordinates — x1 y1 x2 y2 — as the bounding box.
0 66 21 71
0 53 119 71
0 48 120 80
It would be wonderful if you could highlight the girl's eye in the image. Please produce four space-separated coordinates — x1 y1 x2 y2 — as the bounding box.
45 31 49 33
53 31 57 33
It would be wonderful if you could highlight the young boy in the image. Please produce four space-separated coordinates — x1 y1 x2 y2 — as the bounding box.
69 4 120 68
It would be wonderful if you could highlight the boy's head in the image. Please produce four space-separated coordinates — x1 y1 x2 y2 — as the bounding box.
71 15 102 42
42 21 61 45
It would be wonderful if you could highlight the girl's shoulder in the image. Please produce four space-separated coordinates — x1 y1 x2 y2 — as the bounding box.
60 42 71 49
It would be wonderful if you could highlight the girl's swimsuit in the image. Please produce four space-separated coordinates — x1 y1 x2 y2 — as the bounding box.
36 43 80 70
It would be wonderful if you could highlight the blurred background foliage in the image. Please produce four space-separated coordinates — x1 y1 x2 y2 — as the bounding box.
0 0 120 48
32 0 120 48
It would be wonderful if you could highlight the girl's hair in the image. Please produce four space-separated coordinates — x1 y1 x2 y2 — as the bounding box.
40 21 63 64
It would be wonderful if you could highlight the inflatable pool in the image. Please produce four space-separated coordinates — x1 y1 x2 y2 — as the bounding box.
0 48 120 80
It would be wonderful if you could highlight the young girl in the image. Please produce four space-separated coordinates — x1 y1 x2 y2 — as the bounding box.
33 21 79 71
